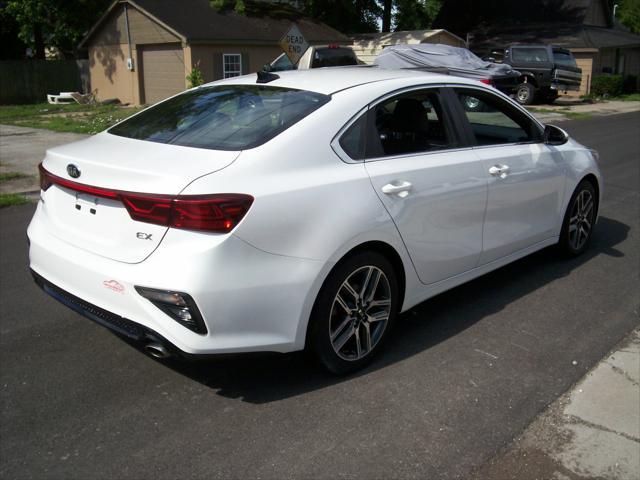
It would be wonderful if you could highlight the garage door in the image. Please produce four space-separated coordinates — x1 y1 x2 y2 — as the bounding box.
141 44 185 105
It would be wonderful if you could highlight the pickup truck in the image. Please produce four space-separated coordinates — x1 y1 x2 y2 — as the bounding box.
268 44 359 71
483 44 582 105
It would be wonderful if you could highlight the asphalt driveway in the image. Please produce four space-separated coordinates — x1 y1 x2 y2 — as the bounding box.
0 113 638 479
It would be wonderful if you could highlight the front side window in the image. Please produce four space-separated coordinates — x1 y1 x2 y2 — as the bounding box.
366 89 455 158
223 54 242 78
512 47 549 63
454 88 542 146
109 85 330 151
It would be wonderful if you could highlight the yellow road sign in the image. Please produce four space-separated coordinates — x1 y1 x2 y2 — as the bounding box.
279 24 309 64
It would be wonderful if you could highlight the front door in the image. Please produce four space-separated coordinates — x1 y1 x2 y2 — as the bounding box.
451 87 566 265
363 87 488 285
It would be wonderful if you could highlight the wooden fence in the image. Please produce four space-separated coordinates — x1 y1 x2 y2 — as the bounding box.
0 60 90 105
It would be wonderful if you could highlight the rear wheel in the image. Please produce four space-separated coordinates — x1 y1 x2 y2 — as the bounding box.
307 252 399 374
516 82 536 105
559 180 597 256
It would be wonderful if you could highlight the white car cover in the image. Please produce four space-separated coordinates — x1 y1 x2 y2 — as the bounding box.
374 43 518 80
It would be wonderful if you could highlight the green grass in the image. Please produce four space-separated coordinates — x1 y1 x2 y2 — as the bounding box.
0 172 28 182
0 103 141 134
613 93 640 102
0 193 29 208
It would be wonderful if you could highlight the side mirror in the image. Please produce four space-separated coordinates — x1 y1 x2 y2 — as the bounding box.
544 124 569 146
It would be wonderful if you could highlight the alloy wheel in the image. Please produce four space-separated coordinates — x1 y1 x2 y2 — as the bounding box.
568 189 595 250
329 266 392 361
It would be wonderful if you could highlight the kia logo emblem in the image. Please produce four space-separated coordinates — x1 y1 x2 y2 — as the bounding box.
67 164 81 178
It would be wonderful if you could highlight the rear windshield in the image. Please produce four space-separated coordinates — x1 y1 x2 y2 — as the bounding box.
511 47 549 63
311 48 358 68
553 49 578 68
109 85 330 150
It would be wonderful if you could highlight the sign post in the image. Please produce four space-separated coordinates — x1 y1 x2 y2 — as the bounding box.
279 24 309 65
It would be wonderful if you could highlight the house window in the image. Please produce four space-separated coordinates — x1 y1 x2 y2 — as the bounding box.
223 54 242 78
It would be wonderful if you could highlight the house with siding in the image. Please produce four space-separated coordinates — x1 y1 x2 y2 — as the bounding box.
350 29 466 65
79 0 349 105
434 0 640 96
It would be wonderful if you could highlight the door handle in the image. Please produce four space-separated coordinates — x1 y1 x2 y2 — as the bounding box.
489 164 510 178
381 181 412 197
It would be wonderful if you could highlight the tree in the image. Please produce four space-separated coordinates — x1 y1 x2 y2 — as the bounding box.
382 0 392 32
3 0 112 59
394 0 442 31
304 0 381 33
618 0 640 34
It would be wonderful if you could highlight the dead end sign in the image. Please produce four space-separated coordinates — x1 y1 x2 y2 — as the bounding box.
279 24 309 64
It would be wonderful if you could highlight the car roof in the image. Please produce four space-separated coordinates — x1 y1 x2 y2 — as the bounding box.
205 66 456 95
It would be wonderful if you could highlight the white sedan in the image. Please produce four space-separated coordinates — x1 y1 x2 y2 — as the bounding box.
28 67 602 374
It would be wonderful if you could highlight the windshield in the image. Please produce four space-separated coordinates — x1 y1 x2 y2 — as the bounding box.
553 49 578 68
109 85 330 151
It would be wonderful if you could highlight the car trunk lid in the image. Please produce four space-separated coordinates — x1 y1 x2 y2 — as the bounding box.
39 133 240 264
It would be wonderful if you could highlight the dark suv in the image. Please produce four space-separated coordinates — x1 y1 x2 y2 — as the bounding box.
483 45 582 105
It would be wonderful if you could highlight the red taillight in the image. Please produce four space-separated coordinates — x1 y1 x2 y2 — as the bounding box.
38 163 52 191
122 194 253 233
480 78 492 85
38 165 253 233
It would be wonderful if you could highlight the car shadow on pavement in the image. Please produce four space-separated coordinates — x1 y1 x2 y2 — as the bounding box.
157 216 629 404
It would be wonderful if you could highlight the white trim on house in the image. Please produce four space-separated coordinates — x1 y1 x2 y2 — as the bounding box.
223 53 242 78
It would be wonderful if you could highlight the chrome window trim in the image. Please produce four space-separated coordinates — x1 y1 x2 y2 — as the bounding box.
448 83 546 134
330 81 546 164
330 106 369 164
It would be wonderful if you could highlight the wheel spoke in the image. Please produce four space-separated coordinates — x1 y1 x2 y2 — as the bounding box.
363 269 381 304
360 267 374 298
331 316 353 341
367 310 389 323
572 228 580 249
583 199 593 217
361 322 372 355
368 298 391 308
342 281 359 302
354 328 362 357
333 325 355 353
335 293 353 315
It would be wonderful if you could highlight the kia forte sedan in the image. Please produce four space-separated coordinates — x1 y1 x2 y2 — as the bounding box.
28 67 601 374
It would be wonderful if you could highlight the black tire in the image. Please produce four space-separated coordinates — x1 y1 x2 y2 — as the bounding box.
307 251 399 374
559 180 597 256
516 82 536 105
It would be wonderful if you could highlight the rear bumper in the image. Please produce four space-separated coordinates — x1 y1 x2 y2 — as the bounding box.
27 201 326 355
551 81 581 92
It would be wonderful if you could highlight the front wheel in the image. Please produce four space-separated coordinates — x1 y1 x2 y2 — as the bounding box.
559 180 597 256
307 252 399 374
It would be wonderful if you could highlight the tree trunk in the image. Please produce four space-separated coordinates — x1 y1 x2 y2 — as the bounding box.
382 0 392 32
33 23 46 59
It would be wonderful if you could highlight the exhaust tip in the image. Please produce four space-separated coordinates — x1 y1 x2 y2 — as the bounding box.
145 343 170 359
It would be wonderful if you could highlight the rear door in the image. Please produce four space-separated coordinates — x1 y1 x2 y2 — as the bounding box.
450 87 566 265
362 86 488 285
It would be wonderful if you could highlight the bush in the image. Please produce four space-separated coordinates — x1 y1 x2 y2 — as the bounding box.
591 75 624 97
622 74 639 94
186 64 204 89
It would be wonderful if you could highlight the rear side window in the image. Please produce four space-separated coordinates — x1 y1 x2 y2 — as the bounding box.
512 47 549 63
367 89 455 158
454 88 542 146
311 48 358 68
109 85 330 151
339 114 367 160
553 49 577 68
